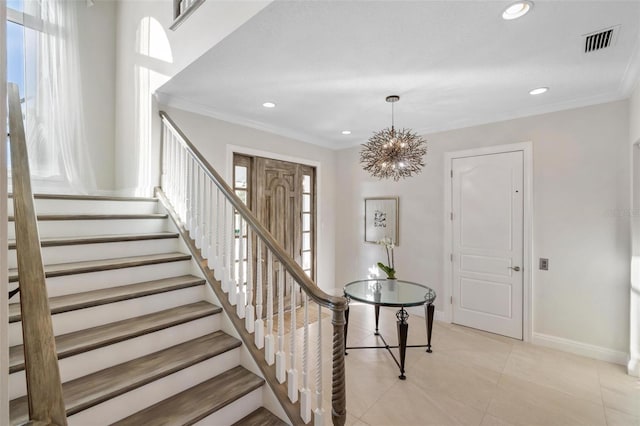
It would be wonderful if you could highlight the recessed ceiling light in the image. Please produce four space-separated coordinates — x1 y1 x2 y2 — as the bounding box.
529 87 548 95
341 130 352 135
262 102 276 108
502 1 533 20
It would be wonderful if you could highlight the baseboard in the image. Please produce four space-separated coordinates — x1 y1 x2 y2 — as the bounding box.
532 332 629 366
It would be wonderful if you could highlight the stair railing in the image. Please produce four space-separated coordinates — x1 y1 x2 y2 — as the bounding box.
7 82 67 425
158 111 347 426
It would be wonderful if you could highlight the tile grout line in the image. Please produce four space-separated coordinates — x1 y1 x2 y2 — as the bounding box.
596 363 611 426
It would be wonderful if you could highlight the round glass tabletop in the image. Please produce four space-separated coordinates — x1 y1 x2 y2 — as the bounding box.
344 279 436 307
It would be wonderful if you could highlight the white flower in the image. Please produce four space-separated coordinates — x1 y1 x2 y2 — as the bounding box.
377 236 395 249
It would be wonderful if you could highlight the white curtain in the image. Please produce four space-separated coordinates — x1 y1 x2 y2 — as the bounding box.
24 0 96 194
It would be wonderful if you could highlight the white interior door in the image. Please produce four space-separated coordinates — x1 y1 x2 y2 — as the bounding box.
451 151 524 339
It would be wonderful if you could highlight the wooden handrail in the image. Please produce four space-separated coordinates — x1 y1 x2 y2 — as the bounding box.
8 83 67 425
159 111 347 313
159 110 347 425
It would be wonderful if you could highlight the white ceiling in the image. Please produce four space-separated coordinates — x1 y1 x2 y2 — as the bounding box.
157 1 640 150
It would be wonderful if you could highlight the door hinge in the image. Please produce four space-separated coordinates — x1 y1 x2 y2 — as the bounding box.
450 296 453 304
450 212 454 220
450 170 453 178
450 253 453 262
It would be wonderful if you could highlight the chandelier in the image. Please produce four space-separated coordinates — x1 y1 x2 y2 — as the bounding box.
360 95 427 181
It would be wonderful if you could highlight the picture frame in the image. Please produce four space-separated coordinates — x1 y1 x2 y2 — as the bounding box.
364 197 399 245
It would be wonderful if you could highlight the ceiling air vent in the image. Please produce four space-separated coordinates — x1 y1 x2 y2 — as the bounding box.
584 26 618 53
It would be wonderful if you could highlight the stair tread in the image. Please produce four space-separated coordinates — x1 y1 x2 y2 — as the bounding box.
232 407 288 426
9 331 241 425
8 252 192 282
8 213 167 221
112 366 265 426
9 193 157 202
9 275 205 323
9 301 220 373
8 232 179 249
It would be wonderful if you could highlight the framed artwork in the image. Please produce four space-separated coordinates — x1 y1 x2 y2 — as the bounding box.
364 197 399 244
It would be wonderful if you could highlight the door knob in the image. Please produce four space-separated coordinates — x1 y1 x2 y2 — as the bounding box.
509 266 521 272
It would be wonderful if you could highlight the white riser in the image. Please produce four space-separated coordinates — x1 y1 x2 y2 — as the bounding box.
66 348 241 426
8 239 179 269
12 260 193 300
9 286 205 346
9 314 221 399
8 199 159 215
194 388 262 426
8 218 168 239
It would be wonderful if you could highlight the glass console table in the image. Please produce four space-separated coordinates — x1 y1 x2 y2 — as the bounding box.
343 279 436 380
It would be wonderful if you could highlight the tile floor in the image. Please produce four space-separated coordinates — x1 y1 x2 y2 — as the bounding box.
328 303 640 426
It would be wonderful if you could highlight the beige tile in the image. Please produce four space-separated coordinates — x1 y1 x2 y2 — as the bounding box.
430 325 514 374
598 362 640 417
605 407 640 426
501 343 603 404
487 375 607 426
352 420 371 426
343 351 401 418
408 351 501 412
360 380 485 426
480 414 515 426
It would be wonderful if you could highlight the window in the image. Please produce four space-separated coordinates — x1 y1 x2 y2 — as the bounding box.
233 155 252 283
301 173 314 278
7 0 50 174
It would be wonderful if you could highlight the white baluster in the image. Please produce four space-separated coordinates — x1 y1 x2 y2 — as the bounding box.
193 164 201 247
228 206 237 305
300 294 311 423
208 181 215 262
201 172 209 258
161 125 167 191
254 240 264 347
221 199 228 292
214 188 221 273
314 305 324 426
245 227 255 332
236 216 246 317
265 250 275 365
170 134 178 205
186 153 192 229
288 276 299 402
276 264 286 383
180 146 187 220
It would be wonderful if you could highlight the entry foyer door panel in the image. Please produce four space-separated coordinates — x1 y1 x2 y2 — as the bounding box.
451 151 524 339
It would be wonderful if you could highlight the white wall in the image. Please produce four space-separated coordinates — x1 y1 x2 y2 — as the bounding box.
335 100 631 358
160 106 337 293
629 81 640 376
113 0 270 195
77 0 118 191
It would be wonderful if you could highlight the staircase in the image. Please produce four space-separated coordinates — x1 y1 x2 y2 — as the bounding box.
7 194 287 425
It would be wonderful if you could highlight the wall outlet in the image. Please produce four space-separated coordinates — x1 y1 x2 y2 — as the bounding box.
539 258 549 270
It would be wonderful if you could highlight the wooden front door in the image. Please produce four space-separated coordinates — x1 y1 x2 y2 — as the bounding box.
252 156 315 313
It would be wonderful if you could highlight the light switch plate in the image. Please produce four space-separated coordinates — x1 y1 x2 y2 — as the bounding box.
539 258 549 270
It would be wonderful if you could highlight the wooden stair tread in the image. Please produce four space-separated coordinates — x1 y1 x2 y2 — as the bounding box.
112 366 264 426
8 213 167 221
9 301 220 373
9 275 205 323
8 232 179 249
9 193 157 202
9 331 241 424
8 252 192 282
232 407 288 426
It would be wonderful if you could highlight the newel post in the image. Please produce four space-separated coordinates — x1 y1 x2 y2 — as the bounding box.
331 305 347 426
